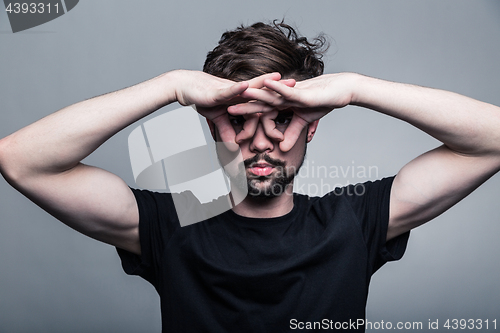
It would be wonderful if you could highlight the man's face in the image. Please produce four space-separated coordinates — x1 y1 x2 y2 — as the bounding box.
213 111 313 198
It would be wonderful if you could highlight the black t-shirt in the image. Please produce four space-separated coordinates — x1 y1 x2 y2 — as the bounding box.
117 177 409 332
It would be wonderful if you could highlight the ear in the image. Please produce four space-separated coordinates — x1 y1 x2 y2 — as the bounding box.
206 119 217 141
306 120 319 143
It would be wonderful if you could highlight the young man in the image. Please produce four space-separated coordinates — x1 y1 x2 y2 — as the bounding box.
0 21 499 332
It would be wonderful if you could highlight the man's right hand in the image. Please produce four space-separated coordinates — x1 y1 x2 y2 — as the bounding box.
173 70 295 147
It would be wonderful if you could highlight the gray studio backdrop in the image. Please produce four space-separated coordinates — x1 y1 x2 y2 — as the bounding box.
1 1 499 332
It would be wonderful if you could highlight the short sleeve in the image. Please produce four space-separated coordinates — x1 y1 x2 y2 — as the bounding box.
116 188 180 287
342 177 410 273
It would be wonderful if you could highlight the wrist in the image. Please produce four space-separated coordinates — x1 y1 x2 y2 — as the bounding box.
166 69 198 106
156 70 182 106
346 72 369 106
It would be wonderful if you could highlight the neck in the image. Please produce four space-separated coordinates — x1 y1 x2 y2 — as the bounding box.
230 184 294 218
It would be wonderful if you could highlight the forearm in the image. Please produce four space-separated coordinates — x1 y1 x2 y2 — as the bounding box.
0 71 178 180
350 74 500 156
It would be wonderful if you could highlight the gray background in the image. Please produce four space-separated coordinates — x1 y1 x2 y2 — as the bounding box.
1 1 499 332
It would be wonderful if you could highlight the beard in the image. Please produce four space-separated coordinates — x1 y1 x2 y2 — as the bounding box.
244 153 294 198
243 146 307 198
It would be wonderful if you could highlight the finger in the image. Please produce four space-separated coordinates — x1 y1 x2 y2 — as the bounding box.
235 114 259 143
247 72 281 88
212 114 239 152
213 81 249 104
227 101 275 115
279 115 309 152
262 79 297 100
226 78 295 105
239 88 287 106
260 111 285 142
280 78 296 87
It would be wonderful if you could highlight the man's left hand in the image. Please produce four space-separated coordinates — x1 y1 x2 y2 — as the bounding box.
227 73 357 151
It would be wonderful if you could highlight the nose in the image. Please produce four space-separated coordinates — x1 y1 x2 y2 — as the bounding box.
249 122 274 153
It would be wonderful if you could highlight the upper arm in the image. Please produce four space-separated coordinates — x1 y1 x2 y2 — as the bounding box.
3 161 141 255
387 145 500 240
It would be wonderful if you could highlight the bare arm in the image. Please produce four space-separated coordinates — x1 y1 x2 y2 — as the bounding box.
0 70 253 255
350 75 500 239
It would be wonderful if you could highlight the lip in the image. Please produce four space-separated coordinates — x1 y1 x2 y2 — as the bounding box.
248 162 274 177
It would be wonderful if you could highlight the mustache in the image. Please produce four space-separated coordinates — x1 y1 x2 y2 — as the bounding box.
244 154 286 168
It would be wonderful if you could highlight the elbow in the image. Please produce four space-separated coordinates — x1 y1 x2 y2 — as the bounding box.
0 136 9 176
483 137 500 172
489 134 500 165
0 136 22 185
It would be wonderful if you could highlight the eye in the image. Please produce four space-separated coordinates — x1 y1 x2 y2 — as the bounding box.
229 115 246 127
274 111 293 126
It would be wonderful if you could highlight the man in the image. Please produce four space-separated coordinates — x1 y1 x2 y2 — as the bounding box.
0 21 499 332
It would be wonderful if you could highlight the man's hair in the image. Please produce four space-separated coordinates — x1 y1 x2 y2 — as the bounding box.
203 20 328 81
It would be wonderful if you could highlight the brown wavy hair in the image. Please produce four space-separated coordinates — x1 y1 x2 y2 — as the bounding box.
203 20 328 81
